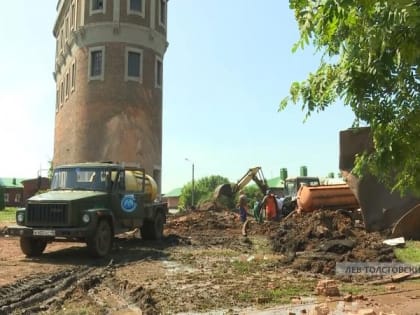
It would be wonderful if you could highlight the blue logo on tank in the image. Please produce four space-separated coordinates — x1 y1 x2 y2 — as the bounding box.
121 194 137 212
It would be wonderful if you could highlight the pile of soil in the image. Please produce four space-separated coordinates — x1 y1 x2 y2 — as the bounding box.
166 208 396 276
165 210 238 234
166 209 280 239
271 210 396 275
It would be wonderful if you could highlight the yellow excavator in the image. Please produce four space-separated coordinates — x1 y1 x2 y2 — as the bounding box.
213 167 269 200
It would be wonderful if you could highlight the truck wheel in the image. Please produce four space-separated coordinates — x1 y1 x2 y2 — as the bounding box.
20 237 47 257
87 219 113 257
141 211 164 241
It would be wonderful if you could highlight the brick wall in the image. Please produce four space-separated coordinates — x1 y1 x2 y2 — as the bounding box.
22 178 51 203
53 0 167 192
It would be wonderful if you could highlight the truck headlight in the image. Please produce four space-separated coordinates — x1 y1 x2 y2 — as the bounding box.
17 213 24 224
82 213 90 224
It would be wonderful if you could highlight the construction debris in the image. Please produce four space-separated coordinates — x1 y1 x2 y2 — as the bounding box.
382 237 405 247
167 208 398 277
314 279 340 296
271 210 395 275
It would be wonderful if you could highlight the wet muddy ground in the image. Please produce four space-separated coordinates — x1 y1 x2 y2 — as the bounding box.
0 210 419 314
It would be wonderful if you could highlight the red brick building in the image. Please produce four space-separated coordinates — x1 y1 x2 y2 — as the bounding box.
0 177 50 207
162 187 181 210
52 0 168 193
21 177 51 203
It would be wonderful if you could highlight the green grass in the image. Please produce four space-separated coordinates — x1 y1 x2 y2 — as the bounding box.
237 280 316 304
395 241 420 264
0 207 17 223
269 284 314 304
340 283 386 296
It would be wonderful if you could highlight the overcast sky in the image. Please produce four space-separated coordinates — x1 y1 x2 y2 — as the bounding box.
0 1 355 193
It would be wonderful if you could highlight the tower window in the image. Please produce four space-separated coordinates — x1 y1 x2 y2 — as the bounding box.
71 2 76 30
56 88 60 112
91 51 102 76
128 52 140 77
159 0 167 27
71 62 76 91
65 16 69 42
125 47 143 82
129 0 142 12
88 46 105 81
155 57 163 88
90 0 105 14
61 81 64 104
127 0 145 17
60 29 64 52
65 71 70 99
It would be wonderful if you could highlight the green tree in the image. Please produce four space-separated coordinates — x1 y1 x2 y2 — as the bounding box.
282 0 420 195
179 175 230 209
241 185 265 210
48 160 54 179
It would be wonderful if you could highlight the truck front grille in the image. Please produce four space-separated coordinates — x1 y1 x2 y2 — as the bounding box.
27 203 69 226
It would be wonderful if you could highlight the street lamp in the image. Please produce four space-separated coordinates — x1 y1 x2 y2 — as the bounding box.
185 158 195 209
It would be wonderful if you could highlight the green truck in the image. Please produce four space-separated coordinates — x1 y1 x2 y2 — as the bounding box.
6 162 168 258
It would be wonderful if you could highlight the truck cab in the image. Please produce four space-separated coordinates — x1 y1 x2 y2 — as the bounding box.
282 176 320 215
6 162 168 258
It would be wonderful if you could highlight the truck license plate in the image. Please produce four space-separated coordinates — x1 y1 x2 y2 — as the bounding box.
33 230 55 236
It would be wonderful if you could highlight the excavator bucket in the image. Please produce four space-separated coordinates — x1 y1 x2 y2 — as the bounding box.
392 204 420 240
339 128 420 232
343 172 420 231
213 183 234 199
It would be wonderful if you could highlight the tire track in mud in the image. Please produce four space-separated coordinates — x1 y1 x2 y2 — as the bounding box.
0 260 159 315
0 266 93 314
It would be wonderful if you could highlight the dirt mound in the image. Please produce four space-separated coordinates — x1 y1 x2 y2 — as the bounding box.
165 210 238 233
166 209 395 276
166 209 280 238
271 210 395 275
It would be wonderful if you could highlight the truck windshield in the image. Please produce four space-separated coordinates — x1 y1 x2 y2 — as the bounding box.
51 168 111 191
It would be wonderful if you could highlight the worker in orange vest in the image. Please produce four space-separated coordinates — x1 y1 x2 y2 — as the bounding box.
260 190 279 221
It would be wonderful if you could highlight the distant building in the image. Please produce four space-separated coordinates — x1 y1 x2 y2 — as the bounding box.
0 177 50 207
163 187 182 209
0 178 24 207
21 177 51 202
52 0 168 193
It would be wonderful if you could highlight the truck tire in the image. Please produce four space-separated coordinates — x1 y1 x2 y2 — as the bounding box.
141 211 164 241
87 219 113 257
20 237 47 257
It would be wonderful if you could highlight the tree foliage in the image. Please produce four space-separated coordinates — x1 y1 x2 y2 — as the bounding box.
282 0 420 195
179 175 230 209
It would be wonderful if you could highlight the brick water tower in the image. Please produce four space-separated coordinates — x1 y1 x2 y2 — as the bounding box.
52 0 168 191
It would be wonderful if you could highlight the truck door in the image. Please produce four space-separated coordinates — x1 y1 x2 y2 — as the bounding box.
111 170 145 222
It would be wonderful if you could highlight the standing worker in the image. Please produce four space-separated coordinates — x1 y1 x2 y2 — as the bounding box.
253 199 263 223
260 190 279 221
238 190 248 222
275 194 284 219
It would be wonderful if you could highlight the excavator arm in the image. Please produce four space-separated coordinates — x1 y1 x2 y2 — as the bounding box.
213 167 268 199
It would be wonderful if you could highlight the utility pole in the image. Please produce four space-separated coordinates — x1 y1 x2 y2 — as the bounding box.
185 158 195 208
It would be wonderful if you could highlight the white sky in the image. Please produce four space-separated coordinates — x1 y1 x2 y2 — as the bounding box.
0 1 355 192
